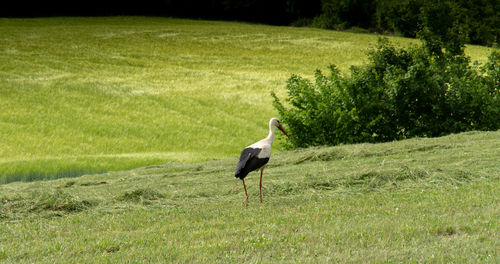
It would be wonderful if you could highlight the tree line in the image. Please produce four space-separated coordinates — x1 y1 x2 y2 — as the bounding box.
3 0 499 46
310 0 499 47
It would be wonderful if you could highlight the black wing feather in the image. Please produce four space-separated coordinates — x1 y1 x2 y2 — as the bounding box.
235 148 260 176
234 147 269 179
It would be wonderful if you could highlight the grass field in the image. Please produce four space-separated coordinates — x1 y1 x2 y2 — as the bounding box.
0 16 495 182
1 16 498 263
0 130 498 262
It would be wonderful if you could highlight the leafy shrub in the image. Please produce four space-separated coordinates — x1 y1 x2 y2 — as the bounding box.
272 38 500 148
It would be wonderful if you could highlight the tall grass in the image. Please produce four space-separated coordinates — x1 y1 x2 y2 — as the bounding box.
0 17 494 182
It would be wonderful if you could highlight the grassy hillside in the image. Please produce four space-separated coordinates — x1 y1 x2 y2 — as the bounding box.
0 17 494 182
0 130 498 262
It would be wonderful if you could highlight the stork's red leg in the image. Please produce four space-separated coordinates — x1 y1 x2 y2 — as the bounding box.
242 179 249 203
259 168 264 203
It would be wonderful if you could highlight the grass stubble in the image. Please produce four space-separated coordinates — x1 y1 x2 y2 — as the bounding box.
0 130 498 262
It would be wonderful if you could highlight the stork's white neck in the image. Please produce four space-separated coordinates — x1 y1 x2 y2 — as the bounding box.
264 121 276 143
247 119 278 158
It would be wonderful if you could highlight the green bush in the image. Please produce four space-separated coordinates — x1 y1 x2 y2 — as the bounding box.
272 39 500 148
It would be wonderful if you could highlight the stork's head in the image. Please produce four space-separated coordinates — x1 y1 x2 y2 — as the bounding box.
270 117 289 138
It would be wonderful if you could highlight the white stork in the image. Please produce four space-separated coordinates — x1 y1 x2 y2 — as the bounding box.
234 117 289 203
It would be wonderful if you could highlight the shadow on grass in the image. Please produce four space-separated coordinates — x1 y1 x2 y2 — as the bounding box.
1 189 98 219
0 170 106 185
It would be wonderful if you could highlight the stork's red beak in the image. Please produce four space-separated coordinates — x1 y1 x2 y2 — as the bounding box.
277 124 289 138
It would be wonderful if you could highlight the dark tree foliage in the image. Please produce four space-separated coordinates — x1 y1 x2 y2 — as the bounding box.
4 0 497 47
165 0 322 25
312 0 500 47
312 0 376 30
1 0 322 26
2 0 171 17
376 0 422 37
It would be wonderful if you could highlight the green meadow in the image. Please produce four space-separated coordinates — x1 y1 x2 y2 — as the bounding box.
0 16 493 182
0 17 499 262
0 130 498 262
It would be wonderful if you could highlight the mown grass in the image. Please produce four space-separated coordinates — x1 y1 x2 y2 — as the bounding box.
0 130 498 262
0 16 494 182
